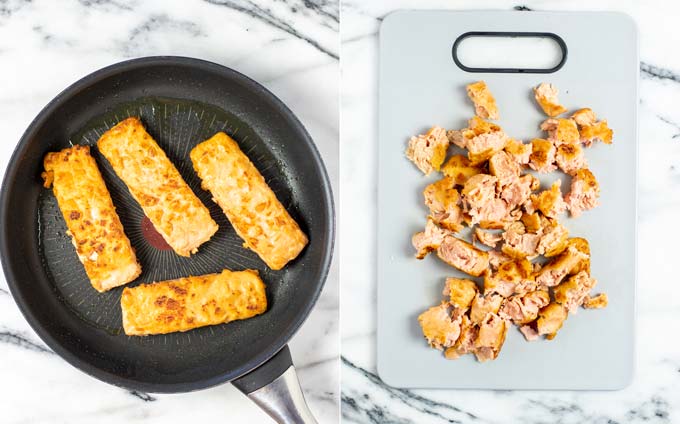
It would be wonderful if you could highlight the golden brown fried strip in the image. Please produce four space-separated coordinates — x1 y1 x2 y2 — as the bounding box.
97 117 218 257
191 132 308 270
42 145 141 292
121 269 267 336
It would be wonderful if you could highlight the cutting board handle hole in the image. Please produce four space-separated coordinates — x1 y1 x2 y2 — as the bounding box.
452 32 567 73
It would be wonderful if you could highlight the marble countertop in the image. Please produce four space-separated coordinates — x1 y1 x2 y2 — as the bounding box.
0 0 338 423
341 1 680 423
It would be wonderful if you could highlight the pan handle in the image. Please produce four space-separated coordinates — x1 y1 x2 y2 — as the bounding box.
232 345 318 424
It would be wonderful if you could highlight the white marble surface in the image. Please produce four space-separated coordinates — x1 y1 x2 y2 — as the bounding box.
0 0 338 423
341 1 680 423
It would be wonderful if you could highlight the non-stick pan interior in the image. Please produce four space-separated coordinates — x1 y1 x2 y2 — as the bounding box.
0 58 333 392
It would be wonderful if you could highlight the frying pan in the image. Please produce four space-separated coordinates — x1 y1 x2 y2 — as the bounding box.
0 56 334 423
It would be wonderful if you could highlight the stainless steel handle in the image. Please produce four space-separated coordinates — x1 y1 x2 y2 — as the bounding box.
247 366 318 424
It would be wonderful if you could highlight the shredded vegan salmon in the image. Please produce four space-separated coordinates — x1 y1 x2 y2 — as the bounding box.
467 81 499 120
534 83 567 117
410 82 612 361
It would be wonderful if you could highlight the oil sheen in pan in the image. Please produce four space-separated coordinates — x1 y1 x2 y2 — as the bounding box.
37 97 301 339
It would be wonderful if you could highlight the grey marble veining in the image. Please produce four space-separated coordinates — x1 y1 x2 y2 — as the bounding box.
0 0 338 422
341 1 679 423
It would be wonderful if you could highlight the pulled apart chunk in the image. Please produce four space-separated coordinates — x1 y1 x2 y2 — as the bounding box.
443 278 479 311
488 250 512 269
501 174 538 211
534 83 567 117
554 270 597 313
521 212 542 233
450 117 502 148
519 323 540 341
565 237 591 274
461 174 498 210
565 168 600 217
437 236 490 277
474 313 507 362
440 154 483 186
536 216 569 257
499 290 550 324
445 315 478 359
583 293 608 309
474 227 502 248
423 177 464 232
448 117 508 165
579 121 613 146
466 81 499 120
571 108 596 126
504 138 533 165
412 82 612 362
470 293 504 324
555 143 587 175
412 218 448 259
501 221 540 260
484 258 535 297
475 199 515 229
461 174 509 225
530 181 568 218
405 126 449 175
418 302 462 350
535 245 589 288
489 151 521 188
447 129 468 149
536 303 568 339
467 130 510 165
570 108 613 146
528 138 557 173
541 118 580 146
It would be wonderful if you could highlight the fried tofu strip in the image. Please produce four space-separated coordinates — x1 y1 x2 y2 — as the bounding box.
42 145 141 292
191 132 308 270
97 117 218 257
121 269 267 335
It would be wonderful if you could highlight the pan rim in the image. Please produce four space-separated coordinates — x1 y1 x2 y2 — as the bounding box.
0 56 335 393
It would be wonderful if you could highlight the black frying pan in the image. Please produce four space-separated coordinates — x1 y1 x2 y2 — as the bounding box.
0 57 334 423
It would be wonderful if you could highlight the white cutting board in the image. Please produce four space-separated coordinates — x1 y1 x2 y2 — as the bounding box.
377 11 637 390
